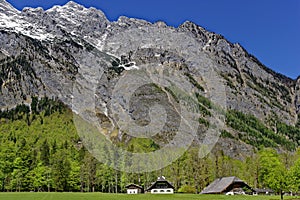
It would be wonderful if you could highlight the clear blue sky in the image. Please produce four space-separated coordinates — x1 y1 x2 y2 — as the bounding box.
6 0 300 79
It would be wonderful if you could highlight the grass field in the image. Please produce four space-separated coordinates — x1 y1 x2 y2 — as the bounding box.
0 193 299 200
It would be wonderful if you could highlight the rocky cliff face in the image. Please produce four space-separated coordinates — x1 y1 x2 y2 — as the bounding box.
0 0 299 157
179 22 297 125
295 77 300 114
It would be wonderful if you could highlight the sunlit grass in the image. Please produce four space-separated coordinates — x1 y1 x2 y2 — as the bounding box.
0 193 298 200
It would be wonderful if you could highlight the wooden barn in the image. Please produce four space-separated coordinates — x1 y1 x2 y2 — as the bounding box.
146 176 174 194
125 184 144 194
200 176 253 195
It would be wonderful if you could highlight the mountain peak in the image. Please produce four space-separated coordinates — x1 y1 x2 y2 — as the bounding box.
47 0 87 13
178 20 208 34
0 0 19 13
22 6 44 13
66 1 78 5
0 0 9 6
64 1 87 10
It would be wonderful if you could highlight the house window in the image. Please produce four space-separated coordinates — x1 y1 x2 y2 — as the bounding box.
157 183 167 188
153 190 158 193
160 190 164 192
167 190 171 192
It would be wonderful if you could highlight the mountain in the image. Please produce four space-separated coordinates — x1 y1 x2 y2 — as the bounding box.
0 0 299 160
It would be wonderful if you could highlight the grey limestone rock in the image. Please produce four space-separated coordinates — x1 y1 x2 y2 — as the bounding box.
0 0 298 157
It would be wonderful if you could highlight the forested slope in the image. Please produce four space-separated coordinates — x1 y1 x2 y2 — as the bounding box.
0 98 300 193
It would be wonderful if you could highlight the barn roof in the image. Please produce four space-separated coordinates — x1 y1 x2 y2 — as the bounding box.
200 176 250 194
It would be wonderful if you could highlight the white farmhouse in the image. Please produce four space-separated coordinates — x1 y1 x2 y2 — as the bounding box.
125 184 144 194
146 176 174 194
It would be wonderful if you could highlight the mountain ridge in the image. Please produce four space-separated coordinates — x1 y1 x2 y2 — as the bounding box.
0 0 299 157
0 0 296 81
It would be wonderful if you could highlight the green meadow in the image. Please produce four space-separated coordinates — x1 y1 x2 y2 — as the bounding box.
0 193 298 200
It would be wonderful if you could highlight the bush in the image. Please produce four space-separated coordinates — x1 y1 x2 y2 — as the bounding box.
220 130 235 139
178 185 196 194
184 72 204 91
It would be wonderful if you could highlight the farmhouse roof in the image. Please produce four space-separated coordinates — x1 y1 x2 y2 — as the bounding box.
125 184 143 190
146 176 174 191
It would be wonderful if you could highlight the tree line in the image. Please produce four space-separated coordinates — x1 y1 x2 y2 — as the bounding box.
0 99 300 193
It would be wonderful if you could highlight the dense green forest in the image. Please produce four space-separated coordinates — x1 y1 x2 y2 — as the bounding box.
0 97 300 194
